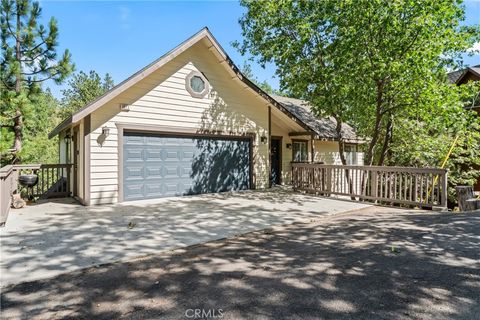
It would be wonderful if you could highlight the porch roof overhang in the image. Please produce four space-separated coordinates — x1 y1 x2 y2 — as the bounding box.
288 131 366 144
273 95 363 144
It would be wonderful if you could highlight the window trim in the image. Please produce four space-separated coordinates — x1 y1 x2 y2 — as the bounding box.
291 139 309 163
185 70 209 98
344 144 358 165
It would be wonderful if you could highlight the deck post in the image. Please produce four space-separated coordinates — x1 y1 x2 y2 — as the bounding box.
441 171 448 209
371 171 378 199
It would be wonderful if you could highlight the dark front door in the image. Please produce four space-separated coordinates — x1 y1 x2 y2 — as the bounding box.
270 137 282 186
123 132 252 201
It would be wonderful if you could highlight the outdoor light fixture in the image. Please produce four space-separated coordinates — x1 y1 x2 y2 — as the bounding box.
64 134 71 144
261 136 268 144
119 103 130 112
102 126 110 137
64 134 72 164
97 126 110 147
286 143 292 149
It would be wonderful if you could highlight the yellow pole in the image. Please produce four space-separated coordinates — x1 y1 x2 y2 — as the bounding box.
440 135 460 169
425 134 460 203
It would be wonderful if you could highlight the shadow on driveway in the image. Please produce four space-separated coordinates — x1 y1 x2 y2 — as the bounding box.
0 189 370 286
1 206 479 319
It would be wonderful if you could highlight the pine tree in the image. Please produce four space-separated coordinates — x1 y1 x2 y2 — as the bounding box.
0 0 74 163
59 70 114 120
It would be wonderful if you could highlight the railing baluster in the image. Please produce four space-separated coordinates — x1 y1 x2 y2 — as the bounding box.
290 163 447 208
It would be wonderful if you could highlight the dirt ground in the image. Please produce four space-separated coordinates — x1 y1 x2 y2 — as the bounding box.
1 206 479 320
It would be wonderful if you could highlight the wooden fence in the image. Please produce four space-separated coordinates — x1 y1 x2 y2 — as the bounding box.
292 163 448 208
0 164 72 225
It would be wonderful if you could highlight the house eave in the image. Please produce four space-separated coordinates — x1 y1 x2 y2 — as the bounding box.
49 115 73 139
48 27 317 139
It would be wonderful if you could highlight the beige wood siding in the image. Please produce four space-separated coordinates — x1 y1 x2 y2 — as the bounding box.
88 42 273 204
77 120 84 200
314 141 364 165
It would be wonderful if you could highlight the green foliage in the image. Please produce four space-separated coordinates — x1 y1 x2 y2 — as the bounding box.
236 0 480 204
240 63 282 96
0 0 74 92
236 0 479 158
389 82 480 205
0 0 74 162
1 89 60 166
58 70 114 119
19 89 60 164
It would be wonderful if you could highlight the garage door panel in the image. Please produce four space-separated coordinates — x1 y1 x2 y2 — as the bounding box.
124 184 144 199
145 149 162 159
125 135 144 145
124 167 144 180
123 132 251 201
125 148 143 160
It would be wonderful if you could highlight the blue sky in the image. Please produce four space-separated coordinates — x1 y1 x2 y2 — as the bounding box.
39 0 480 98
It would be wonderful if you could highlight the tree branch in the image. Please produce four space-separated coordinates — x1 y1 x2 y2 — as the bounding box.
22 65 56 76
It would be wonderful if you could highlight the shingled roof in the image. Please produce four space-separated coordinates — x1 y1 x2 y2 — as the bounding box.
447 65 480 84
271 95 360 142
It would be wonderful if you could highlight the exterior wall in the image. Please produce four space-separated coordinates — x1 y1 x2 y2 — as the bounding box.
60 123 85 202
266 127 365 185
88 43 273 204
314 141 364 165
77 121 85 201
58 131 67 164
270 121 294 184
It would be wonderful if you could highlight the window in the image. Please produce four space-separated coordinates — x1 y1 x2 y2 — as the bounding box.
344 144 357 165
292 140 308 162
190 76 205 93
185 71 209 98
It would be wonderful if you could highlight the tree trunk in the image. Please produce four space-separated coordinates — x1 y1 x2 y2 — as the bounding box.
15 2 21 94
11 1 23 162
364 80 385 166
335 117 347 165
455 186 478 211
12 110 22 164
334 116 355 200
378 115 393 166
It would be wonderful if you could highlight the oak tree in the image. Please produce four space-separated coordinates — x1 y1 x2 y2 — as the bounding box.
235 0 479 166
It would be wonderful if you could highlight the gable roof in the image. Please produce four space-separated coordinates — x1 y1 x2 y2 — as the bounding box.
447 65 480 84
49 27 360 143
49 28 316 138
272 95 360 142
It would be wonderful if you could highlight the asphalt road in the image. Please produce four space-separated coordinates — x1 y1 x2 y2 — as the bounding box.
1 206 479 320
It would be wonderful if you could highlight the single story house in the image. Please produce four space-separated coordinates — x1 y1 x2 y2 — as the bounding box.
49 28 363 205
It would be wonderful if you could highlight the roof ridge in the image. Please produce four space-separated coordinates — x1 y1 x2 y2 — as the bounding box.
49 27 318 138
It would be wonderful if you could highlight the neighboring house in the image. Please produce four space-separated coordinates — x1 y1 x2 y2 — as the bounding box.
49 28 363 205
448 64 480 113
448 64 480 192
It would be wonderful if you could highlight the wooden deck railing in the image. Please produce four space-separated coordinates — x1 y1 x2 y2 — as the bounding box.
0 165 18 225
14 164 72 199
0 163 72 225
292 163 448 208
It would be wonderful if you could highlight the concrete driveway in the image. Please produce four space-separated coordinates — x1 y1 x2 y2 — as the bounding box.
0 189 370 286
1 206 479 320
